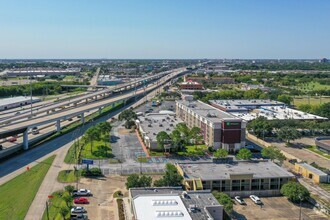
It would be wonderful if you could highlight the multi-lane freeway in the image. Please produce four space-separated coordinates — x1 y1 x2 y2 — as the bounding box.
0 67 186 158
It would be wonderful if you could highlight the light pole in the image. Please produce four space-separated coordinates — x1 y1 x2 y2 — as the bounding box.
299 195 302 220
29 74 33 117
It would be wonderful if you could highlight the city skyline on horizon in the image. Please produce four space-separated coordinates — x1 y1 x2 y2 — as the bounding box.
0 0 329 59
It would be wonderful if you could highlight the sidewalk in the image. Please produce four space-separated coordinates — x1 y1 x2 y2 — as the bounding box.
25 142 73 220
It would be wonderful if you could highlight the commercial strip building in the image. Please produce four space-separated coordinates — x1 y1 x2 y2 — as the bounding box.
294 163 329 184
209 99 327 121
176 160 295 197
5 68 80 77
315 137 330 154
135 113 183 150
0 96 41 111
129 187 223 220
176 100 245 152
179 81 204 90
183 75 235 84
97 75 123 86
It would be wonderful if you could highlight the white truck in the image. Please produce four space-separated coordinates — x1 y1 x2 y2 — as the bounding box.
72 189 92 196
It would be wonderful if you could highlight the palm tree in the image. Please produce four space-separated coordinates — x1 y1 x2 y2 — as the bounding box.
84 126 101 154
59 207 69 219
96 122 112 146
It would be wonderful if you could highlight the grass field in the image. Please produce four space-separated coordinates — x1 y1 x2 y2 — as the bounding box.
0 155 55 220
57 170 81 183
65 134 112 163
42 190 72 220
298 82 330 91
293 96 330 106
177 145 208 157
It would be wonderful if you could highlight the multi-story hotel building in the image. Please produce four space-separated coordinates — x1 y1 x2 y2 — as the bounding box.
176 100 245 152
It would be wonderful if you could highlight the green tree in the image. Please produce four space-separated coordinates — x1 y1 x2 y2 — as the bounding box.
64 185 75 194
277 126 301 144
189 127 203 144
236 148 252 160
154 163 183 187
156 131 171 151
247 116 272 139
315 102 330 118
59 207 70 220
118 109 137 121
62 194 73 208
280 182 310 203
213 148 228 158
261 146 286 163
84 126 101 154
96 121 112 146
175 123 190 144
212 192 234 214
277 94 293 105
124 120 136 129
126 174 141 189
125 174 152 189
170 130 183 149
139 175 152 187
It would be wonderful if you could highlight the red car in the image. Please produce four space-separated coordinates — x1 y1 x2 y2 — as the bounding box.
74 197 89 204
8 137 17 142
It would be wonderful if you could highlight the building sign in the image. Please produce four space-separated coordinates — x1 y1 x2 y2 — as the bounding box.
226 122 239 126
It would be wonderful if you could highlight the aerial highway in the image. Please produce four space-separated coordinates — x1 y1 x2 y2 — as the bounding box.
0 68 187 157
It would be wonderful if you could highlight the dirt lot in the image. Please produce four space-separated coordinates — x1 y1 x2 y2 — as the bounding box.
77 175 128 220
233 196 328 220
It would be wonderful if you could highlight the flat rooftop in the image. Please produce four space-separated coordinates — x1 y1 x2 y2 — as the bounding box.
176 100 239 123
137 113 183 142
130 187 223 220
296 163 328 176
178 161 294 180
0 96 41 107
210 99 284 108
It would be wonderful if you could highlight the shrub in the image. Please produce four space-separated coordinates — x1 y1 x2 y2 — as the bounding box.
81 167 103 177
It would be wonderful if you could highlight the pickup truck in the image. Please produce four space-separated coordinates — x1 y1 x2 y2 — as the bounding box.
72 189 92 196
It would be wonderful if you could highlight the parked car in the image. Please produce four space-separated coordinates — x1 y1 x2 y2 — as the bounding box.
8 137 17 142
234 196 246 205
70 213 88 220
68 118 73 121
72 189 92 196
250 195 262 204
74 197 89 204
71 206 86 214
32 127 39 135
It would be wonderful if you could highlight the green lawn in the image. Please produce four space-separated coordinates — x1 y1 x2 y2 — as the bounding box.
137 157 148 163
319 183 330 192
305 146 330 159
0 155 56 220
148 150 165 156
57 170 81 183
65 134 112 163
298 82 330 91
42 190 72 220
293 96 330 107
177 145 208 157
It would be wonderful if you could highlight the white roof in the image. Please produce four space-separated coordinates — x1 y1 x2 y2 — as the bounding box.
133 195 192 220
0 96 41 107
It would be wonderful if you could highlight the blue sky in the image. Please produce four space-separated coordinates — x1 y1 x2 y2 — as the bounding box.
0 0 329 59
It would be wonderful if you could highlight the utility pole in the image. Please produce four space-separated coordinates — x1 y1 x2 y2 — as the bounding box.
46 201 50 220
30 74 33 117
299 196 302 220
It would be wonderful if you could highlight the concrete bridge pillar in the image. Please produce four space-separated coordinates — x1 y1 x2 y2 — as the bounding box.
80 113 85 123
23 129 29 150
56 120 61 132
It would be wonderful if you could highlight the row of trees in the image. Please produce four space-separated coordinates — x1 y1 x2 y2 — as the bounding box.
82 121 112 154
248 116 330 142
156 123 203 152
125 163 183 189
0 81 87 98
192 89 294 105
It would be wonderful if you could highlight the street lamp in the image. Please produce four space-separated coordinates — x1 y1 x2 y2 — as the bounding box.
299 195 303 220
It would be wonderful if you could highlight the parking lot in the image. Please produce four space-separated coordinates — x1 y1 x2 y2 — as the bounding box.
233 196 328 220
134 100 176 114
74 176 128 220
